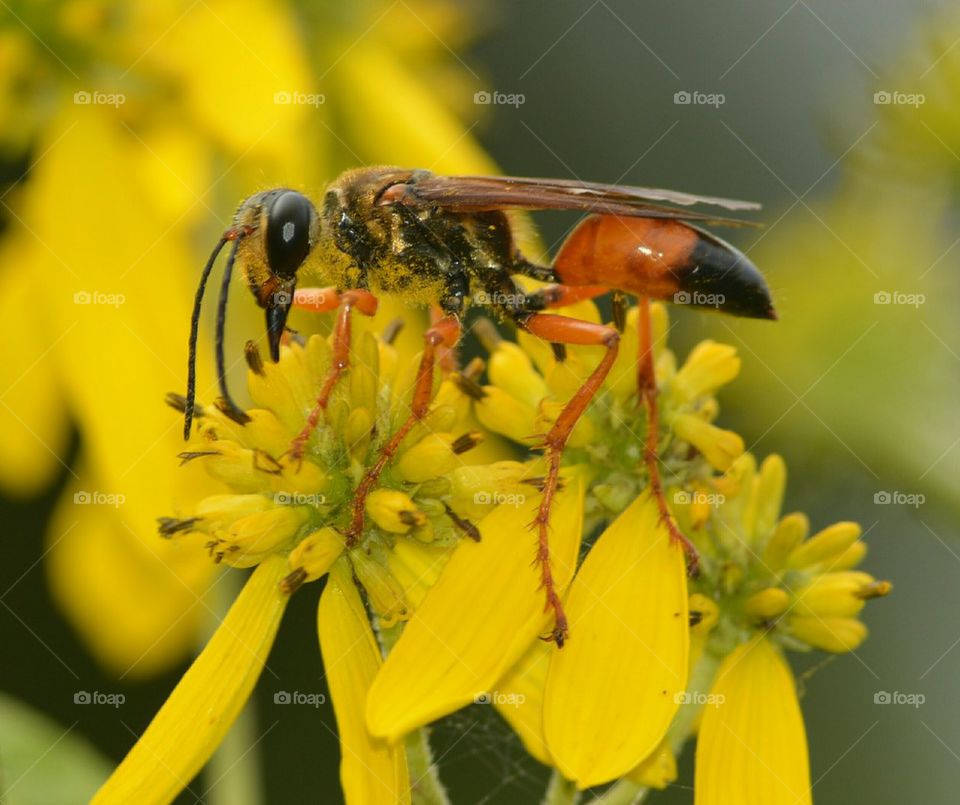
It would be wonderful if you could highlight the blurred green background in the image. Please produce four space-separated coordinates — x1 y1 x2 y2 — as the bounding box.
1 0 957 802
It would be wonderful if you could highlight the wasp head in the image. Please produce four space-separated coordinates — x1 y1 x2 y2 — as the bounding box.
234 189 319 361
184 189 319 440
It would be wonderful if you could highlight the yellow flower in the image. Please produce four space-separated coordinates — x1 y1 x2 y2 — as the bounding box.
98 311 498 802
475 302 744 530
0 0 501 675
681 454 889 804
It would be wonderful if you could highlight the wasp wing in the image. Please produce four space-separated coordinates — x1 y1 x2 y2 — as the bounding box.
386 174 761 226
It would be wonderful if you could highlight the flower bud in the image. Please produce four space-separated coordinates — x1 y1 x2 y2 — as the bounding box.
344 407 375 461
195 494 272 535
792 571 877 617
671 413 744 472
488 340 550 409
672 340 740 402
350 549 409 626
212 506 310 567
787 522 861 569
395 433 475 483
745 587 791 620
762 512 809 571
689 593 720 635
789 615 867 653
474 386 538 444
283 527 344 592
365 489 426 534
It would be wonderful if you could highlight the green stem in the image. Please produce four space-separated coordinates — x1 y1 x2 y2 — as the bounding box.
377 620 450 805
405 726 450 805
595 780 650 805
542 771 579 805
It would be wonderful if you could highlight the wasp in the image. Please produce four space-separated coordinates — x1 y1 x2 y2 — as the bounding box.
184 167 774 645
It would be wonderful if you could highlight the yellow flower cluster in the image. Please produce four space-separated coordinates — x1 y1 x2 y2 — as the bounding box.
97 299 889 805
476 302 744 527
165 322 530 626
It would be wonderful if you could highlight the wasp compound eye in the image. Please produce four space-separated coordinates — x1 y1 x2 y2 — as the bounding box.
266 191 314 279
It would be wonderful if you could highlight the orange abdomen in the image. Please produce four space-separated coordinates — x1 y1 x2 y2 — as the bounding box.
553 215 696 296
552 214 775 320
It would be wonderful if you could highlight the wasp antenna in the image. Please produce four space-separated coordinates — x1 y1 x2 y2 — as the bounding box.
215 236 246 422
185 235 229 440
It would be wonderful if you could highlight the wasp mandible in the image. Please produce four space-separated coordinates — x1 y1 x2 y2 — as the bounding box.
184 167 775 646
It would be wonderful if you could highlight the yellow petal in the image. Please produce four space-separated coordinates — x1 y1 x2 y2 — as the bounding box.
366 478 584 741
319 560 410 805
94 556 289 804
493 639 553 766
543 492 689 788
695 637 811 805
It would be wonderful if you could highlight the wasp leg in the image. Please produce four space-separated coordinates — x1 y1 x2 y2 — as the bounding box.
287 289 379 462
515 312 620 647
343 315 461 547
430 305 460 372
637 296 700 576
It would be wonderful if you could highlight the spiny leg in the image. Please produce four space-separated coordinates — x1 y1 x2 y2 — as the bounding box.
343 315 461 546
430 305 459 372
518 313 620 647
636 296 700 576
288 288 378 461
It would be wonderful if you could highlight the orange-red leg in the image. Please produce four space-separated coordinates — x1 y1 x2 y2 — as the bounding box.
637 297 700 576
430 305 459 372
288 289 378 461
519 312 620 647
343 315 461 546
